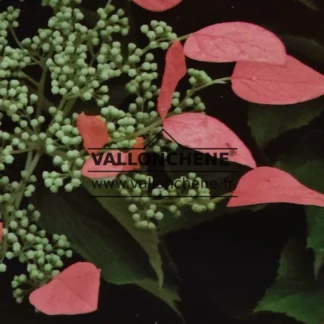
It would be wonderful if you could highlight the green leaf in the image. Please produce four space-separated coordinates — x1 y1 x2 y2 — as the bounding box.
306 206 324 277
275 139 324 279
158 202 266 235
34 188 182 318
136 279 183 320
83 179 164 287
314 251 324 279
248 98 324 148
34 188 155 284
282 35 324 65
296 0 319 10
159 148 262 234
255 238 324 324
275 134 324 193
307 207 324 253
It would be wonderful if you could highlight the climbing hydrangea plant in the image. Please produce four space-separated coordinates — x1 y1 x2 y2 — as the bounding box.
1 0 324 321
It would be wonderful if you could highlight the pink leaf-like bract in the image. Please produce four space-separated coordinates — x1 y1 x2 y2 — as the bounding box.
132 0 181 11
158 41 187 121
77 112 110 154
163 113 256 168
184 22 286 64
232 55 324 104
227 167 324 207
0 222 3 243
29 262 101 315
82 137 145 179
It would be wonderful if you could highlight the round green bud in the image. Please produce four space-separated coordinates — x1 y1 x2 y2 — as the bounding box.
44 263 53 272
128 204 137 213
146 209 155 218
148 222 156 231
155 212 164 221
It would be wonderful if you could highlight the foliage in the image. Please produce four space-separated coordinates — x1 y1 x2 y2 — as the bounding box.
0 0 323 321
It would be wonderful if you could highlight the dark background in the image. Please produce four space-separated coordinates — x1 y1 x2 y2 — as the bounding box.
1 0 323 323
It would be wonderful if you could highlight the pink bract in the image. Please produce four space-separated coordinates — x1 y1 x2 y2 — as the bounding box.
77 112 110 154
132 0 181 11
163 112 257 168
231 55 324 104
29 262 101 315
227 166 324 207
184 22 286 64
158 41 187 121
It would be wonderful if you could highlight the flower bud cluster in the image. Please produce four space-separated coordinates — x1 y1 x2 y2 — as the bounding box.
0 204 72 303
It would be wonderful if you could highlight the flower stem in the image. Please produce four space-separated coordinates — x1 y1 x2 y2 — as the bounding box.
179 76 231 109
10 28 41 66
36 59 49 117
15 152 42 209
21 73 39 87
177 34 190 42
211 192 233 204
194 77 231 92
0 152 42 262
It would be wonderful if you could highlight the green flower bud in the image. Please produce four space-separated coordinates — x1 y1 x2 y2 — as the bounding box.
0 263 7 272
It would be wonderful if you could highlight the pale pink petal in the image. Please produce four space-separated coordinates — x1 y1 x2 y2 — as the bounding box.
132 0 181 11
163 112 256 168
158 41 187 121
227 166 324 207
184 22 286 64
77 112 110 154
29 262 101 315
231 55 324 104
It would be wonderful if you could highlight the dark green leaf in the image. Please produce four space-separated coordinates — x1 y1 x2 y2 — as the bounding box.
83 179 164 287
160 148 265 234
248 99 324 148
255 238 324 324
314 251 324 279
275 133 324 192
158 201 266 235
136 279 182 320
34 189 155 285
296 0 319 10
158 203 227 235
282 35 324 64
306 206 324 277
275 138 324 280
307 207 324 252
34 188 182 317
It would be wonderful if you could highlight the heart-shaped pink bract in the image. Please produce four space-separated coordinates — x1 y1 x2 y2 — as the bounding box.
132 0 181 11
29 262 101 315
227 166 324 207
163 112 256 168
184 22 286 64
158 41 187 121
231 55 324 104
82 137 145 179
77 112 110 154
